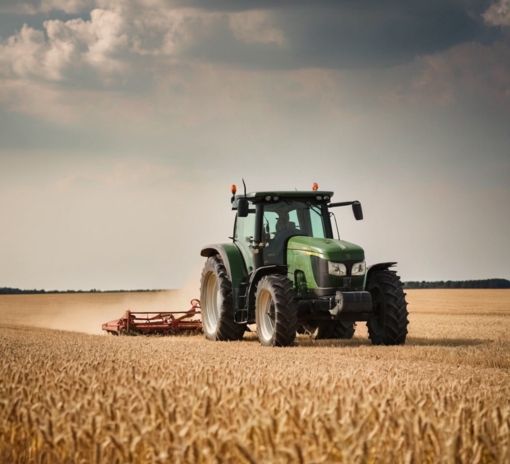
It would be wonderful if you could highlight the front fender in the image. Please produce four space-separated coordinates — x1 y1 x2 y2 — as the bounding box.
364 262 397 288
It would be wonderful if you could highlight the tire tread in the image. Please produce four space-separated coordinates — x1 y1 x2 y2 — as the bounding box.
200 256 246 341
367 270 409 345
256 274 298 347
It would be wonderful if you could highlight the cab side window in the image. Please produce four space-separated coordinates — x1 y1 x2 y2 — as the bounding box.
235 212 256 271
235 213 256 243
289 210 300 228
263 211 279 240
310 208 325 238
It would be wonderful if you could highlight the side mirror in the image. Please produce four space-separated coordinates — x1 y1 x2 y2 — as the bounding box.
237 198 249 218
352 202 363 220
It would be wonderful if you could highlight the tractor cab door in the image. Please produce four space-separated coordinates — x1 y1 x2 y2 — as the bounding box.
234 210 257 273
263 208 305 265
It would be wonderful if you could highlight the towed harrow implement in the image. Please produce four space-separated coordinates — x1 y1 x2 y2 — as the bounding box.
102 299 202 335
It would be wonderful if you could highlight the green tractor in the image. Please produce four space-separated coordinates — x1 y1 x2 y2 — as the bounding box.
200 184 409 347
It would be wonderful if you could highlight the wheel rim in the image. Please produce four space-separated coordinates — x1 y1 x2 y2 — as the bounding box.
203 271 222 335
257 289 275 342
370 287 385 336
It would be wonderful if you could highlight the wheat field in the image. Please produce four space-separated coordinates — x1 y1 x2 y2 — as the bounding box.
1 290 509 463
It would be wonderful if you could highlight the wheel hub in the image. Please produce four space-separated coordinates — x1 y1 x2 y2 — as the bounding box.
257 290 275 342
203 272 221 335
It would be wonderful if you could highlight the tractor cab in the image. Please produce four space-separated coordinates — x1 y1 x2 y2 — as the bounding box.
233 191 335 272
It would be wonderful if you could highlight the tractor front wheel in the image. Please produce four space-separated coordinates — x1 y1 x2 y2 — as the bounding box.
255 275 297 347
200 256 246 341
366 270 409 345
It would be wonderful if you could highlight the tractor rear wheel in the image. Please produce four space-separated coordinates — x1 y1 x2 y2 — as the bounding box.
315 321 355 339
366 270 409 345
200 256 246 341
255 275 297 347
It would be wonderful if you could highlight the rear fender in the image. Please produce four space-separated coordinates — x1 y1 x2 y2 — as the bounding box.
364 262 397 288
201 244 246 291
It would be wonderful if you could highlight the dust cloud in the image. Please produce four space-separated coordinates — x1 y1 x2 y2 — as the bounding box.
0 261 207 335
0 289 200 335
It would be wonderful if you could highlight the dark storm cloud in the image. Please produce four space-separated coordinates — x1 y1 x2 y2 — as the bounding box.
277 2 487 69
0 0 501 70
178 0 342 11
180 0 493 14
182 0 495 69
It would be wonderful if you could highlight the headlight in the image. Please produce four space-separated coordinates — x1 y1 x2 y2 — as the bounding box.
352 261 366 275
328 261 347 276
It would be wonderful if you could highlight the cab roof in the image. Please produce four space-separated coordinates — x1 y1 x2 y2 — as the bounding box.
232 190 334 209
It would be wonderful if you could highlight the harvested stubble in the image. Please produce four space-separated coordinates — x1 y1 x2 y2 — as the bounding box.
1 290 510 463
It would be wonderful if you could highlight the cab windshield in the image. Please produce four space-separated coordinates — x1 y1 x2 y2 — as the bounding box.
262 200 326 241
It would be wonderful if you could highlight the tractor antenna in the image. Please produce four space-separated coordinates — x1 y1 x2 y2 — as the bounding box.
242 178 247 197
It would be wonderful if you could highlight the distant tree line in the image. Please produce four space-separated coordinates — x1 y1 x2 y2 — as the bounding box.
404 279 510 289
0 288 164 295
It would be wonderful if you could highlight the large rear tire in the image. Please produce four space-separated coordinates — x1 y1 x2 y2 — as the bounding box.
255 275 297 347
315 321 355 340
200 256 246 341
366 270 409 345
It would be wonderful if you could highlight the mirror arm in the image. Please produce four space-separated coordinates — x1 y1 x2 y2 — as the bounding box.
329 201 363 221
329 201 356 208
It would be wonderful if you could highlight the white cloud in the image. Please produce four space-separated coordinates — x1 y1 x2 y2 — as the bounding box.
483 0 510 27
0 4 296 126
1 1 508 130
129 7 218 56
0 9 129 82
0 5 230 83
77 9 129 71
0 25 53 79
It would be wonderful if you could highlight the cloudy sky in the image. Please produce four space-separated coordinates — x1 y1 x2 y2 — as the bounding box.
1 0 509 291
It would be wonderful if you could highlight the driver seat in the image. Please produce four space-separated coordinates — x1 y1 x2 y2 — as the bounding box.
264 227 306 265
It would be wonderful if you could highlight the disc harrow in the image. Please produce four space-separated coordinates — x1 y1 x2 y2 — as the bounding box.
102 299 202 335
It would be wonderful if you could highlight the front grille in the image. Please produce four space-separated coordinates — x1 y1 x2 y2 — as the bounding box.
310 256 361 288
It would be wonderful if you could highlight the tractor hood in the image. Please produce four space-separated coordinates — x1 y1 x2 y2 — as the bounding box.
287 236 365 262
